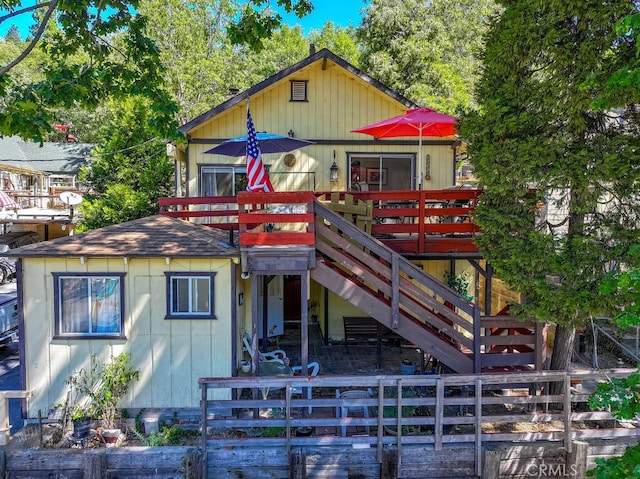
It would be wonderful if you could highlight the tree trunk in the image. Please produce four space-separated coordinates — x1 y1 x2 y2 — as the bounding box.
548 324 575 395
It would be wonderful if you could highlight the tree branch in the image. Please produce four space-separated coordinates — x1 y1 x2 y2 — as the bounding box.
0 1 51 25
0 0 58 77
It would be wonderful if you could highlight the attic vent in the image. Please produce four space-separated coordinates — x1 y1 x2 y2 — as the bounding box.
290 80 308 102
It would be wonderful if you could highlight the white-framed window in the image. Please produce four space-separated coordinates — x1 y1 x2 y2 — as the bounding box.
165 272 216 320
199 165 247 196
53 273 125 338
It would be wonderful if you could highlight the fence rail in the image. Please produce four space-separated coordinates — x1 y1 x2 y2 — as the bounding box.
198 369 639 477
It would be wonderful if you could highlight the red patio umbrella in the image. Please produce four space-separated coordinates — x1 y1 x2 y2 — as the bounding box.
351 108 457 187
0 191 19 209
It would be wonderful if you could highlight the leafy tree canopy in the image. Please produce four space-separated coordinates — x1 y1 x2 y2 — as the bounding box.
358 0 500 115
0 0 314 141
76 96 174 231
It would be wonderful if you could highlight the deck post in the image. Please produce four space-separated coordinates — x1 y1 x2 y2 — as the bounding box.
473 305 482 373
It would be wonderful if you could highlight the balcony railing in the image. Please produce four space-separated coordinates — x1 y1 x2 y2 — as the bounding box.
159 188 483 256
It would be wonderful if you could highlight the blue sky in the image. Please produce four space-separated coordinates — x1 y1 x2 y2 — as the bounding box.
0 1 366 39
278 0 366 33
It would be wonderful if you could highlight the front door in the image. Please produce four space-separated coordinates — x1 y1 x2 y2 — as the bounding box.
283 275 301 328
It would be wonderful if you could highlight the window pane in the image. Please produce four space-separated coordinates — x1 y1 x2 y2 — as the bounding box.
193 278 210 313
172 277 190 313
91 278 121 333
61 278 89 333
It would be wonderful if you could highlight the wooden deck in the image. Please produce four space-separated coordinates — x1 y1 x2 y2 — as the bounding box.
158 188 483 257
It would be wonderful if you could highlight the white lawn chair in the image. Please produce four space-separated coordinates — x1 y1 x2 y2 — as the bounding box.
242 332 288 365
336 388 374 436
291 362 320 413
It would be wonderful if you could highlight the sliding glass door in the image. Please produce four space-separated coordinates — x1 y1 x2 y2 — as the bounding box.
348 154 414 191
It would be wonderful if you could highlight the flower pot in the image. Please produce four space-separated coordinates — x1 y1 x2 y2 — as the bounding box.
73 417 91 439
240 360 251 374
101 428 122 444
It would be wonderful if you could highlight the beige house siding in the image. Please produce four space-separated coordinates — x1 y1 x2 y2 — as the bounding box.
185 57 457 195
22 256 235 417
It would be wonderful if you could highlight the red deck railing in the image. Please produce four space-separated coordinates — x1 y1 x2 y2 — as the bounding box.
158 188 483 256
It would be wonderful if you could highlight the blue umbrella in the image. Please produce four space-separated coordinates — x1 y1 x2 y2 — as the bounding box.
204 132 313 156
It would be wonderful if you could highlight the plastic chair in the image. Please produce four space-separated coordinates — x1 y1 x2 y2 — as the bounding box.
336 388 373 436
291 362 320 413
242 333 288 365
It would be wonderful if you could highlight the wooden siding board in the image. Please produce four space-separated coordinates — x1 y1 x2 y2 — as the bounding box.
185 55 427 196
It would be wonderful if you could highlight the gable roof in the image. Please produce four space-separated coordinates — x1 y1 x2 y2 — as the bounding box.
0 136 93 175
179 48 417 134
6 215 239 259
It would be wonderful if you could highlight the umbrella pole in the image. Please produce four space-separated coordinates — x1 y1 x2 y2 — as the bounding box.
417 129 423 190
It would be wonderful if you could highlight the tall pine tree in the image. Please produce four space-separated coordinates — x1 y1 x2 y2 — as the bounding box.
459 0 640 373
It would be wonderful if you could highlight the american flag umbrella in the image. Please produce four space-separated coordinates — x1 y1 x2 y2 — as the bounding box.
0 191 19 209
352 108 457 186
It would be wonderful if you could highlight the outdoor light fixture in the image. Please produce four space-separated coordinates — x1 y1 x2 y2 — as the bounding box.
329 161 339 182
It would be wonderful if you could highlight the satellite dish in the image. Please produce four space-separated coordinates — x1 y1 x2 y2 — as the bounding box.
59 191 83 206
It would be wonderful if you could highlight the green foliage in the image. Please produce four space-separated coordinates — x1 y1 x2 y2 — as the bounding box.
458 0 640 347
587 443 640 478
65 353 139 428
227 0 314 51
444 271 474 301
76 96 174 231
132 425 197 446
308 22 360 66
358 0 500 114
0 1 180 143
588 368 640 477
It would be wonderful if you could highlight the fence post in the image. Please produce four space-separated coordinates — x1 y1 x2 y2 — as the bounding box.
185 448 203 479
290 449 306 479
566 441 588 479
481 450 501 479
435 378 444 451
563 374 572 453
381 448 398 479
84 449 107 479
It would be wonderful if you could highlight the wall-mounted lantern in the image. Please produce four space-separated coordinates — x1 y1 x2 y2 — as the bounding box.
329 161 339 182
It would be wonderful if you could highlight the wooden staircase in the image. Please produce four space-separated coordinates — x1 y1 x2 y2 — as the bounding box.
227 192 542 374
312 200 479 373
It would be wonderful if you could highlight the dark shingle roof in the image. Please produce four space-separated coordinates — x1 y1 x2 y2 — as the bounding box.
0 136 93 174
7 215 239 258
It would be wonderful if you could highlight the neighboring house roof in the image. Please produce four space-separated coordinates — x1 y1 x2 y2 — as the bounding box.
179 48 417 134
6 215 239 258
0 136 93 175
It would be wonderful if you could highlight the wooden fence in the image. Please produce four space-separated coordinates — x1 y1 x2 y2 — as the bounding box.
199 369 640 478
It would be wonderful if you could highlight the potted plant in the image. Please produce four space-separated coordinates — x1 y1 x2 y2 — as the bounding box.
444 271 474 308
65 353 139 443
